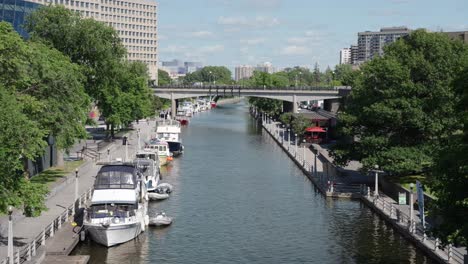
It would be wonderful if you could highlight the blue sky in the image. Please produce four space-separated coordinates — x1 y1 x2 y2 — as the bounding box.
157 0 468 71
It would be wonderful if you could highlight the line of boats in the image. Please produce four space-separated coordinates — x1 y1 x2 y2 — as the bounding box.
83 118 186 247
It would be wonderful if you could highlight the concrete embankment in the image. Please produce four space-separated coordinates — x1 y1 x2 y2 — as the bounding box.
253 109 467 264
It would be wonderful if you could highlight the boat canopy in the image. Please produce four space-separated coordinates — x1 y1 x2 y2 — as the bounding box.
305 126 326 133
94 165 137 190
91 189 137 205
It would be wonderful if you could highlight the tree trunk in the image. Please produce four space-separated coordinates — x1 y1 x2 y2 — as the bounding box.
111 124 115 139
56 149 64 167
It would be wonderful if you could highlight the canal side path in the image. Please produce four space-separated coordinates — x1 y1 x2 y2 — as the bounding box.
0 119 157 264
257 112 467 264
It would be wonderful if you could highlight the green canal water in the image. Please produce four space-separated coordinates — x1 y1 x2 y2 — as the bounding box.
72 101 434 264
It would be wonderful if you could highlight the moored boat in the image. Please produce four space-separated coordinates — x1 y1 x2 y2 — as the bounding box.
155 120 184 157
144 139 173 166
84 163 149 247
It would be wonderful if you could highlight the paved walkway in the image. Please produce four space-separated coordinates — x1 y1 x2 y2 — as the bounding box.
0 119 157 263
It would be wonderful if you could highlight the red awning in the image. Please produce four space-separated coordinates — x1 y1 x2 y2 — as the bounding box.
305 126 326 133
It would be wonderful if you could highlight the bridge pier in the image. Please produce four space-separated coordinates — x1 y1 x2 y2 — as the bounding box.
283 95 299 113
171 93 176 119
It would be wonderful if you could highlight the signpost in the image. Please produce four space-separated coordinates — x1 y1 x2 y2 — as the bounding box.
416 181 425 227
398 192 406 205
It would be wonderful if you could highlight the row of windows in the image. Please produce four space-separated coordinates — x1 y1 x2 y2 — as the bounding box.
122 38 155 45
100 0 155 12
127 58 157 66
100 6 154 17
100 13 155 24
127 53 156 59
107 22 155 32
117 30 155 38
71 9 98 17
66 0 98 9
126 45 156 52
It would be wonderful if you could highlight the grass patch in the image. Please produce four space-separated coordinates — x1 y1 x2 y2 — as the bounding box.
388 174 436 198
31 160 84 189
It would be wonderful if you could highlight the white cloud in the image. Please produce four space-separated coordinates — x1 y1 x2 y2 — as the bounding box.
190 31 214 37
218 16 279 28
240 38 266 45
161 45 187 53
280 45 311 55
287 37 308 44
240 47 249 54
199 44 225 53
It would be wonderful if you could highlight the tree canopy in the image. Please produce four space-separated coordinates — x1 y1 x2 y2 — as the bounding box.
26 6 154 136
429 66 468 247
158 69 172 86
331 30 468 176
183 66 233 85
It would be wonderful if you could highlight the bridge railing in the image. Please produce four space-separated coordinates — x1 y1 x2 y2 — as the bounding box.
152 85 351 91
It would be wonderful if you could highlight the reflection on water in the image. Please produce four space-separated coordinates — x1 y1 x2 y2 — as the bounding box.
73 101 434 264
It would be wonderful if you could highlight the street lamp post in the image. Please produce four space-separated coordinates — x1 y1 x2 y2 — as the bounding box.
281 125 284 144
374 165 379 197
107 148 110 162
125 136 128 162
409 183 414 233
295 133 298 156
302 139 306 165
286 129 290 150
8 205 13 264
137 128 141 150
72 168 80 215
315 149 319 180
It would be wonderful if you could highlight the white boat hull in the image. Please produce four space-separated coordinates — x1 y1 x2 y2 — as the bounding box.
86 222 142 247
148 192 169 200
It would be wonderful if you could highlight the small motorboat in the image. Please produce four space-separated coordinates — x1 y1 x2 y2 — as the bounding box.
149 212 173 227
148 192 169 200
156 183 173 194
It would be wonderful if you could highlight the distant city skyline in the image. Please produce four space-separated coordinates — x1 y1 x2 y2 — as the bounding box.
157 0 467 70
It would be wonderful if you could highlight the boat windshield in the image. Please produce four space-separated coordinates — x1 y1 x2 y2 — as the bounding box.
94 166 137 189
88 203 136 219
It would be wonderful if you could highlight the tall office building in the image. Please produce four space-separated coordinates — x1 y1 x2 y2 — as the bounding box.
356 27 411 64
25 0 158 81
255 62 276 74
350 45 359 65
184 61 203 74
235 65 254 81
339 48 351 64
0 0 41 38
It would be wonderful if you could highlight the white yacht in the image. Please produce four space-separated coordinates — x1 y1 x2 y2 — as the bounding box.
84 163 149 247
155 120 184 157
143 139 173 166
134 158 160 193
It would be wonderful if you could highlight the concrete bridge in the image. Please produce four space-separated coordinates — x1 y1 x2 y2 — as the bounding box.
152 85 351 117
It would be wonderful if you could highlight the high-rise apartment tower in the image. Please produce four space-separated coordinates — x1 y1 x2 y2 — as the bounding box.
26 0 158 81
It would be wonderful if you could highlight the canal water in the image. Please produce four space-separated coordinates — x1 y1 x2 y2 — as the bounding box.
73 101 434 264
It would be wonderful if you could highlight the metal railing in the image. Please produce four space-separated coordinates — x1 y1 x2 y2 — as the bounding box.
1 188 93 264
368 194 465 264
152 84 349 91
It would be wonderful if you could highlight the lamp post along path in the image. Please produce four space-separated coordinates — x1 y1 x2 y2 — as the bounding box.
8 205 13 264
409 183 414 233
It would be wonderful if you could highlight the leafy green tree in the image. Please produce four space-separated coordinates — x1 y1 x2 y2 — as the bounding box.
429 67 468 247
0 87 48 216
184 66 233 85
334 64 357 86
331 30 468 176
247 71 283 115
312 62 322 85
324 66 334 86
158 69 171 86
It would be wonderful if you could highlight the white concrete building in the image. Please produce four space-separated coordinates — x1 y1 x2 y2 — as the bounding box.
235 65 255 81
339 48 351 64
356 27 410 63
26 0 159 81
